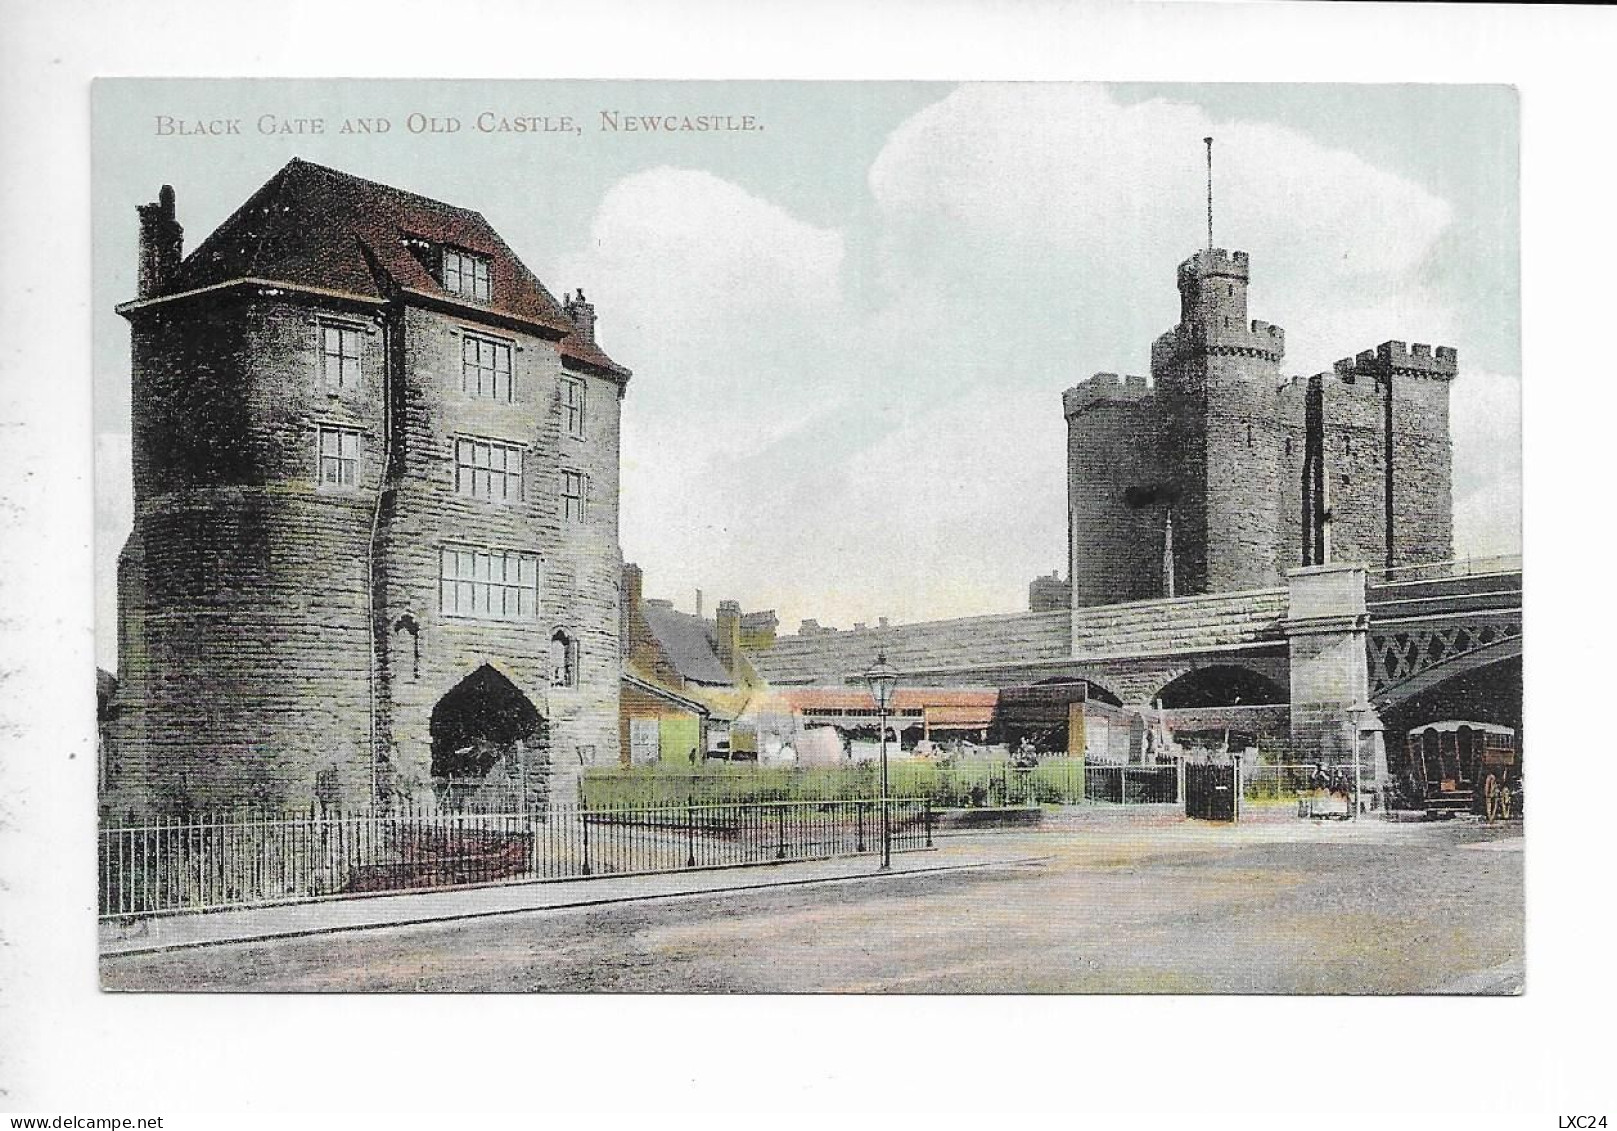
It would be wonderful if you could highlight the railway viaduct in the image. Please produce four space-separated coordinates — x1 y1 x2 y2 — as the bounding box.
745 557 1523 769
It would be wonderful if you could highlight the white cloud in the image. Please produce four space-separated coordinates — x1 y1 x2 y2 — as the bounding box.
558 167 861 609
867 84 1457 377
1451 367 1522 558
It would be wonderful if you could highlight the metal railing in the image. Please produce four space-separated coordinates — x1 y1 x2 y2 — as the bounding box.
1081 763 1179 805
1366 553 1522 585
98 798 933 920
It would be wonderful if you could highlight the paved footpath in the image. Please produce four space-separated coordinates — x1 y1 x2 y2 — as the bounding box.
100 841 1046 957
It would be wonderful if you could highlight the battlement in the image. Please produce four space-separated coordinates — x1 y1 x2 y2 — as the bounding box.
1335 340 1458 381
1064 372 1154 416
1178 247 1250 283
1322 366 1387 402
1156 317 1285 365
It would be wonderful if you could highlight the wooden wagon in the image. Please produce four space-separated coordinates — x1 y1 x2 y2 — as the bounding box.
1397 725 1519 820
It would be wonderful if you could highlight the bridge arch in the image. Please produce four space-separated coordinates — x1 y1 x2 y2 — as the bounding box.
1153 665 1288 709
1374 633 1522 712
1378 653 1522 742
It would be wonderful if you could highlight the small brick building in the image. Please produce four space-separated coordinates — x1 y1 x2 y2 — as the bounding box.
110 159 631 815
1064 246 1455 607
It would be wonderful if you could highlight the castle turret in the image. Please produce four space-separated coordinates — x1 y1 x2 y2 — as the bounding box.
1063 372 1167 606
1328 341 1458 569
1150 247 1287 596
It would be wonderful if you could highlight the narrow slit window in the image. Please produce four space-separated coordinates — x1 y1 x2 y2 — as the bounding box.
550 630 578 688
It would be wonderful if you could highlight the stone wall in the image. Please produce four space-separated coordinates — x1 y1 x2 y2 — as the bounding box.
377 304 623 810
1201 356 1285 593
1069 586 1288 659
750 610 1072 686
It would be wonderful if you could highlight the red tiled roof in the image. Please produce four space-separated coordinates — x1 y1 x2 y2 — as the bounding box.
560 325 631 380
157 158 629 378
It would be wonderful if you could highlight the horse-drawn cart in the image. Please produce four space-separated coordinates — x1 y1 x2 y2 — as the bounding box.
1395 724 1520 821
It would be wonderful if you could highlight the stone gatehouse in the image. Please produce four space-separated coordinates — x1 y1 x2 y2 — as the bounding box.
109 159 630 815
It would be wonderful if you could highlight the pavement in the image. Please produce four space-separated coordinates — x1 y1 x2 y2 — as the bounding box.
99 840 1047 957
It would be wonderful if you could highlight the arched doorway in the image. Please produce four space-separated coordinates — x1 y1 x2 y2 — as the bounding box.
429 665 547 810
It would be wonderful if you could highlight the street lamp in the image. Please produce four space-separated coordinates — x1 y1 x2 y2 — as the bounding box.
1349 700 1373 821
864 652 899 871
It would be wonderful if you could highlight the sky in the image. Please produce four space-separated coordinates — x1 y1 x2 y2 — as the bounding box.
92 80 1521 670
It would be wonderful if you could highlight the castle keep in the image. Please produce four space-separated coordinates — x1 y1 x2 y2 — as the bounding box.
1064 246 1455 608
110 160 630 815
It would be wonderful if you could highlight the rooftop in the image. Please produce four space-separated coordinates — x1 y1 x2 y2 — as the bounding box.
130 158 629 378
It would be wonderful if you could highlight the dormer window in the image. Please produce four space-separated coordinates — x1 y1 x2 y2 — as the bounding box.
442 248 491 301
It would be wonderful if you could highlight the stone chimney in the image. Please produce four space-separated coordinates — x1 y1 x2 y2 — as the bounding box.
715 600 742 676
563 287 597 344
621 562 645 658
137 185 184 299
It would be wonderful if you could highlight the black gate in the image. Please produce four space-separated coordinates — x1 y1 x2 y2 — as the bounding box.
1185 763 1238 822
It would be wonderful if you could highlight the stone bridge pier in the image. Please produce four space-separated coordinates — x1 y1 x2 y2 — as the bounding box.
1285 563 1382 778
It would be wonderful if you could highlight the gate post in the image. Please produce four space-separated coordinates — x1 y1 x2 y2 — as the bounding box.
686 793 696 868
1233 753 1243 823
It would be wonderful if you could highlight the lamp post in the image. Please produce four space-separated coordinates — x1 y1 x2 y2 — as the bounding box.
1349 701 1373 821
864 652 899 872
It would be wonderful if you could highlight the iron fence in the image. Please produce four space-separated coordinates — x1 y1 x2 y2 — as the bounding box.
1366 553 1522 585
99 798 932 920
1081 763 1179 804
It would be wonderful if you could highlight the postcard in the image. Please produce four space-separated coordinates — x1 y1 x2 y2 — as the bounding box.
89 78 1522 996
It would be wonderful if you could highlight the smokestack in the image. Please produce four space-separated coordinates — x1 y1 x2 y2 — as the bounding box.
137 184 183 298
695 589 703 620
715 600 741 676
